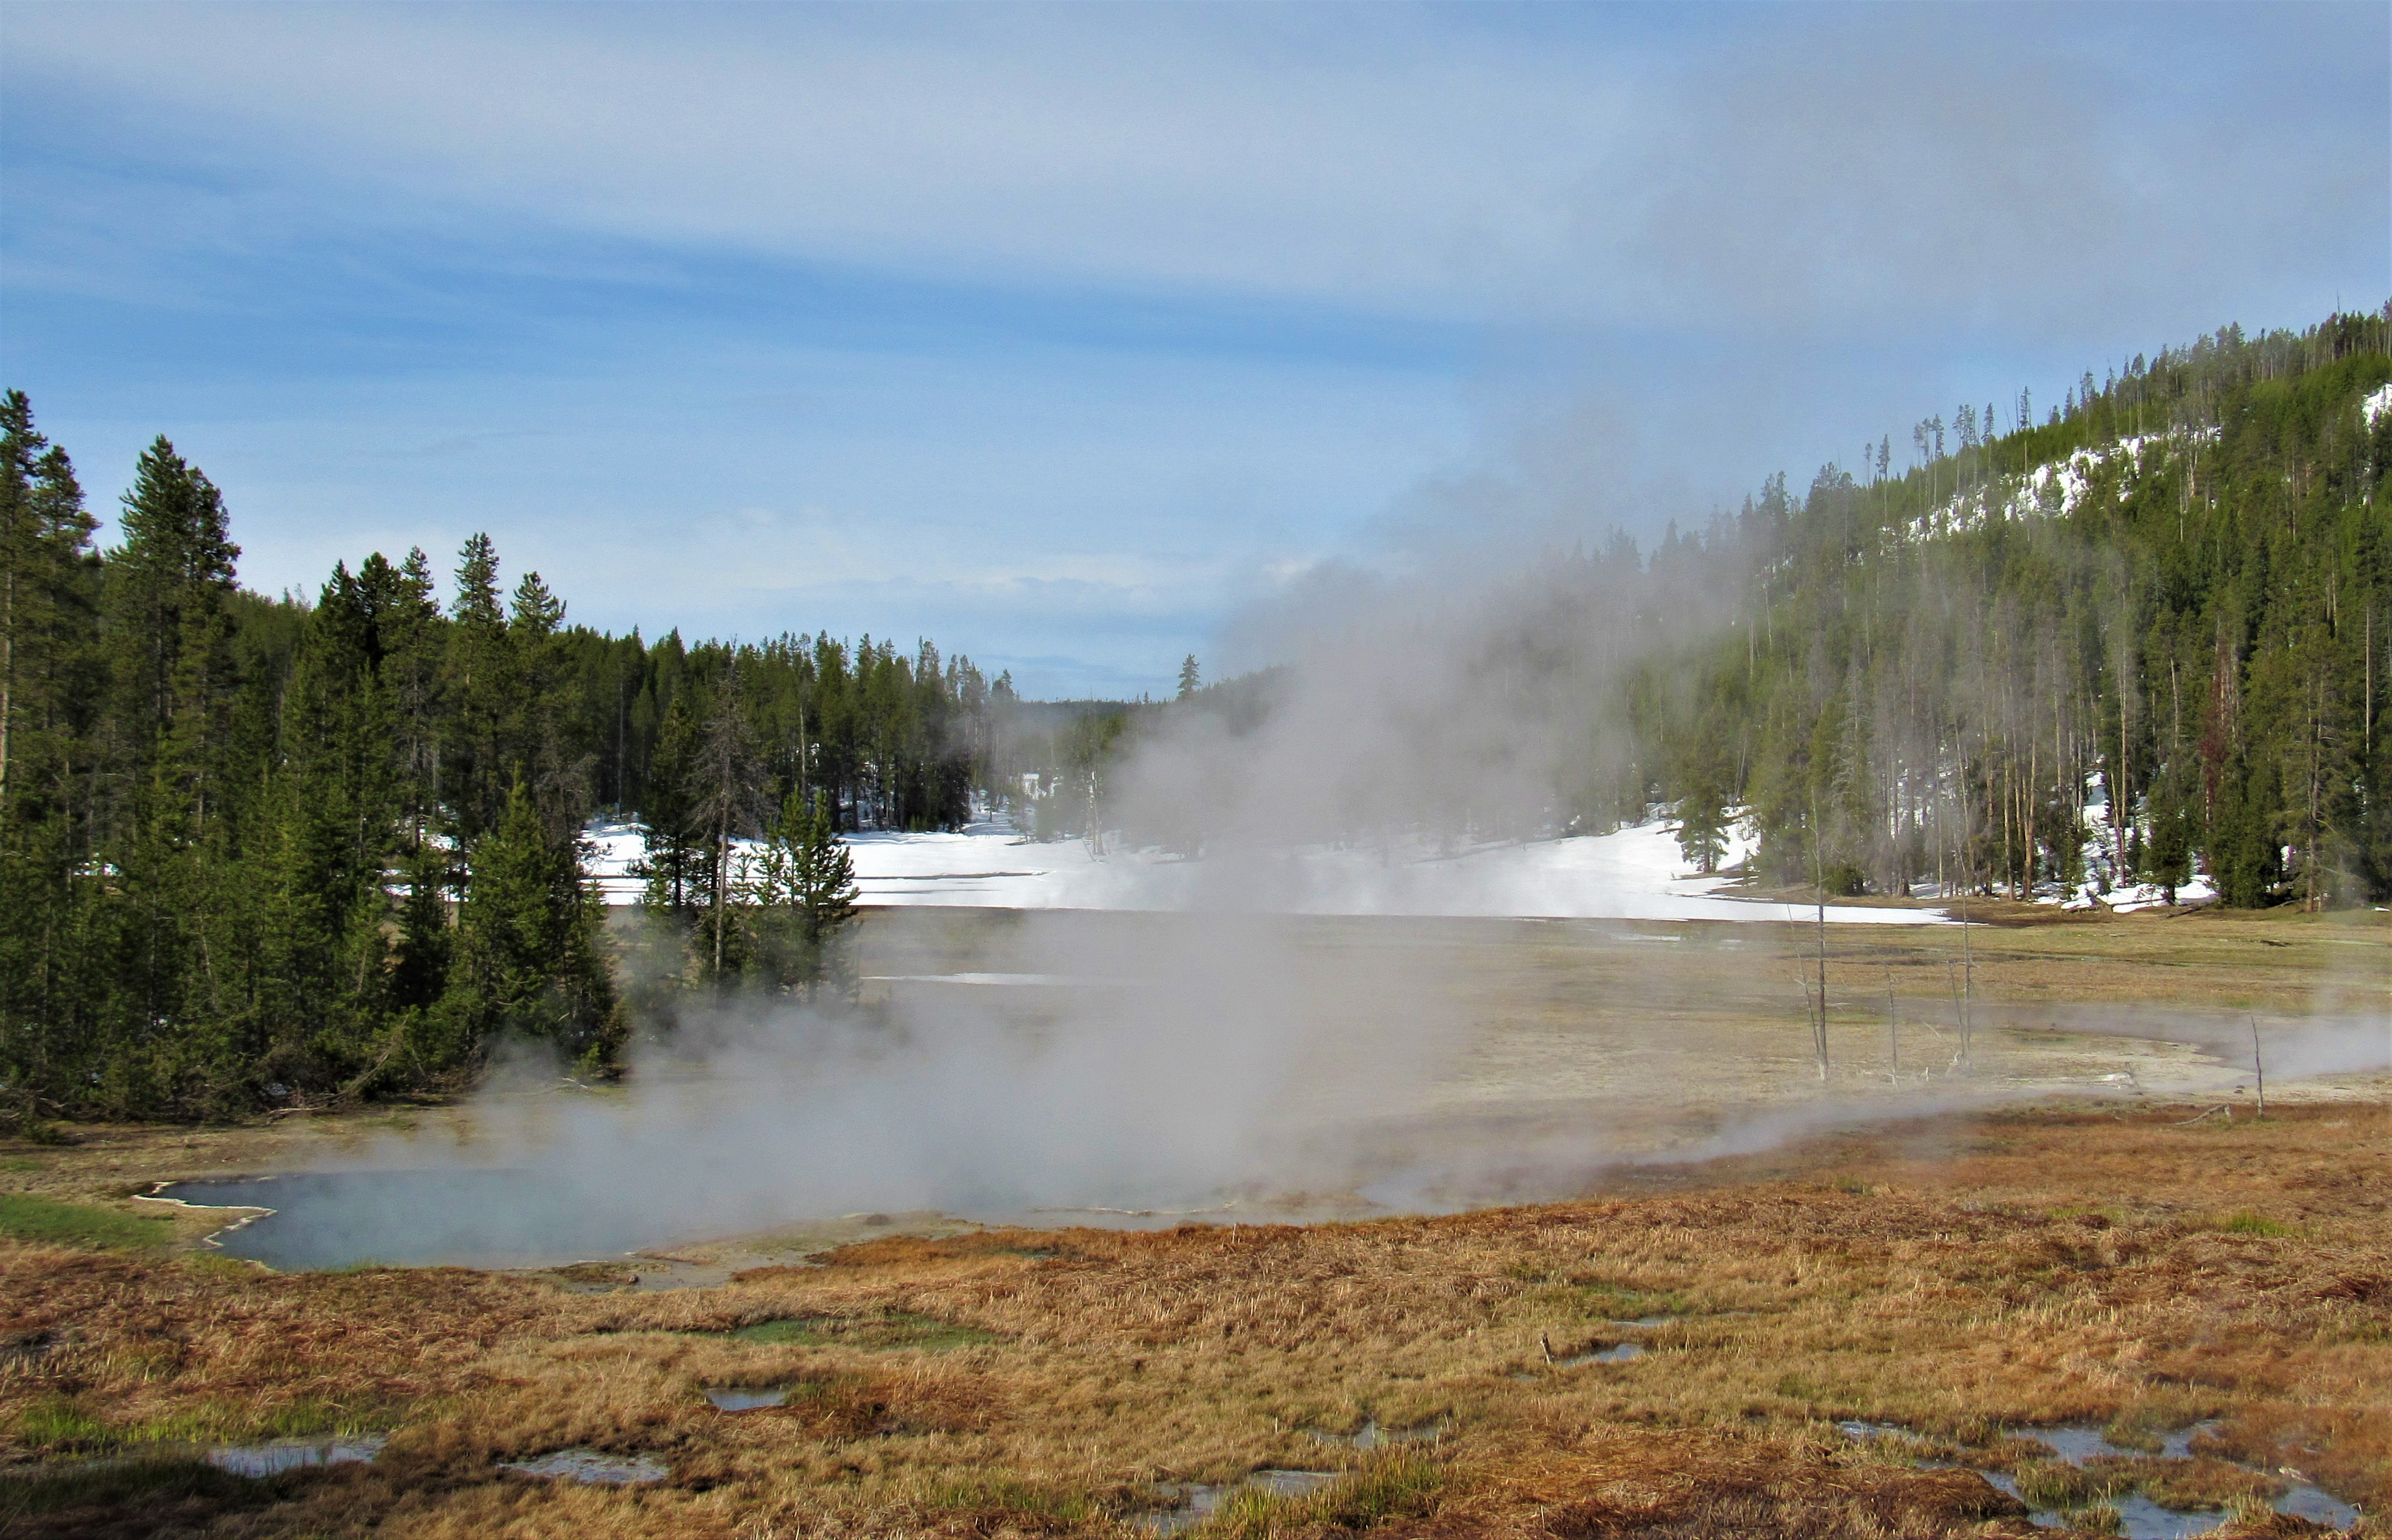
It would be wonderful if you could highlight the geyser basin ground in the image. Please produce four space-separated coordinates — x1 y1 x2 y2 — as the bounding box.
5 1103 2386 1539
154 906 2389 1271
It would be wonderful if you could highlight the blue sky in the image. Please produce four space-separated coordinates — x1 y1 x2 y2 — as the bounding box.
3 3 2384 696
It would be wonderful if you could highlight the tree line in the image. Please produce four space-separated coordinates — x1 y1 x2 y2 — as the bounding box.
0 397 1053 1123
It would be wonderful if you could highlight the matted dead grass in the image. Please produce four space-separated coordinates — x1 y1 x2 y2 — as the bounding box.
4 1101 2387 1539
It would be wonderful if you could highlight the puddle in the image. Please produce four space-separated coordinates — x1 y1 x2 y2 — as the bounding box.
703 1385 791 1411
1250 1470 1338 1497
2276 1481 2363 1528
1308 1418 1441 1450
1838 1421 1909 1443
1512 1340 1643 1380
1837 1420 2361 1537
1139 1470 1336 1532
2028 1424 2153 1464
1556 1342 1644 1367
206 1434 387 1477
1607 1315 1677 1328
499 1448 670 1485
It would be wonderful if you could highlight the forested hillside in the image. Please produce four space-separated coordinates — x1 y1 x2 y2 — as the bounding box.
1649 308 2392 910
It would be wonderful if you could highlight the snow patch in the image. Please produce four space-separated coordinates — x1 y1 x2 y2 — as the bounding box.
580 816 1947 926
2364 381 2392 428
1902 429 2212 543
2044 775 2216 913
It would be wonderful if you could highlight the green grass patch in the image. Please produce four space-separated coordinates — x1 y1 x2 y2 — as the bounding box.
0 1193 174 1251
15 1392 379 1455
0 1155 47 1173
17 1394 111 1452
2214 1211 2292 1237
728 1309 996 1351
2184 1209 2297 1238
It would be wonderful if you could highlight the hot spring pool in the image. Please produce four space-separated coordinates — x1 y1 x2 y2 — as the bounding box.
153 1169 710 1271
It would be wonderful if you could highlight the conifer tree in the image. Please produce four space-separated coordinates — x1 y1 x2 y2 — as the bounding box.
1672 713 1733 874
0 395 100 1123
440 781 618 1072
745 783 860 999
443 533 514 838
636 690 702 913
101 439 244 1108
383 548 446 840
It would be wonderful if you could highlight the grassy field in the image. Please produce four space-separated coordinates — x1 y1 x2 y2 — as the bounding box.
1 906 2384 1538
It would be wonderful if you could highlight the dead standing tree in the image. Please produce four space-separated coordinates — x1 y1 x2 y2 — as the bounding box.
690 672 766 983
1807 794 1830 1082
2249 1013 2266 1117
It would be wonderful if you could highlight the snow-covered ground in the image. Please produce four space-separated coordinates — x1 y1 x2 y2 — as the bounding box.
582 817 1948 925
2040 775 2218 913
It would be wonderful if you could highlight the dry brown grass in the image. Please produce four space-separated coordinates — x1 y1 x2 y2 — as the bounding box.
4 1101 2386 1539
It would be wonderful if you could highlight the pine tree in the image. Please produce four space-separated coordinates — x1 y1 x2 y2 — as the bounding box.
378 548 448 841
443 533 515 838
2143 759 2194 904
99 439 244 1111
636 689 702 913
745 783 860 999
1672 712 1733 874
0 394 100 1123
440 781 619 1073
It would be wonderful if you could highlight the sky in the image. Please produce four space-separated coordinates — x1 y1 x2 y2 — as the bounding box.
2 3 2384 697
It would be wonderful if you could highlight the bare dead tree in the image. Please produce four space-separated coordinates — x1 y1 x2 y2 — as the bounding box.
1808 793 1829 1082
2249 1013 2265 1118
690 672 765 982
1886 965 1899 1081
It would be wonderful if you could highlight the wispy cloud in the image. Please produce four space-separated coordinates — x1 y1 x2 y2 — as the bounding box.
3 3 2382 693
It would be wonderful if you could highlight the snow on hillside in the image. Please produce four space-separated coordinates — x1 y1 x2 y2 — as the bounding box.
1901 430 2212 543
2365 381 2392 428
580 817 1948 925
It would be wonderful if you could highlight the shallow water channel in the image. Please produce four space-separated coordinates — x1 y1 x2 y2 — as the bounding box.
1839 1421 2361 1538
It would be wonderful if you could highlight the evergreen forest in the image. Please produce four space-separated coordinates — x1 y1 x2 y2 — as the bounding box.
0 405 1046 1119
